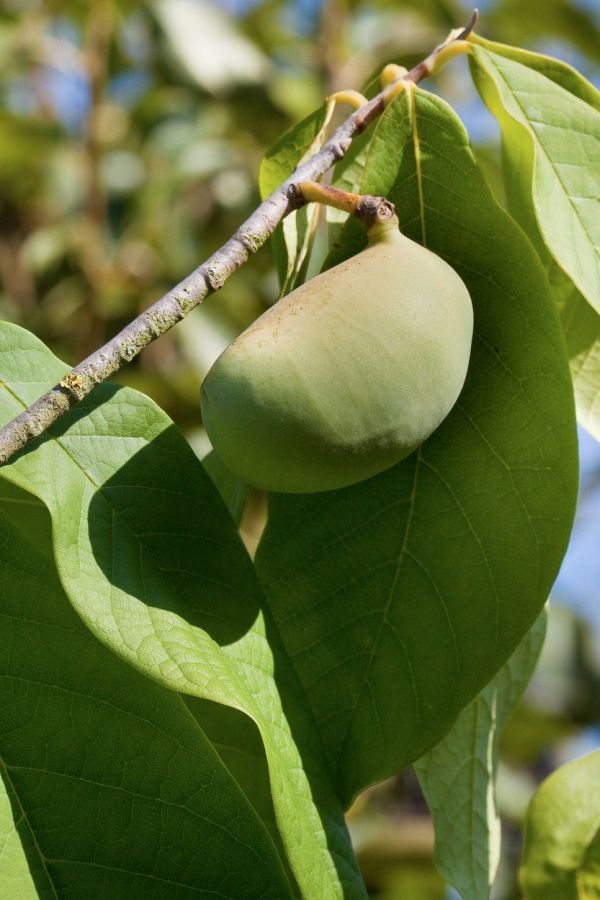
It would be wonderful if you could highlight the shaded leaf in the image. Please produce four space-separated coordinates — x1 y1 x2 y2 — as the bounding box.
327 127 373 244
183 696 296 890
520 750 600 899
326 77 381 245
0 477 52 560
0 510 292 898
259 102 334 294
0 322 365 900
414 609 547 900
255 87 577 805
202 448 247 526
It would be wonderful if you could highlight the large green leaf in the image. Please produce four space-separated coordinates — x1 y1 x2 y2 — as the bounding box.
0 322 365 900
0 509 293 898
520 750 600 899
255 87 578 806
469 39 600 440
414 609 547 900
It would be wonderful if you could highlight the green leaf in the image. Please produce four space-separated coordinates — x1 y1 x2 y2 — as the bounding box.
520 750 600 899
469 44 600 313
469 36 600 109
0 773 46 899
259 104 333 199
0 510 293 898
414 609 547 900
259 103 334 294
0 322 365 900
469 40 600 439
184 697 296 890
0 477 52 560
255 87 578 806
560 283 600 438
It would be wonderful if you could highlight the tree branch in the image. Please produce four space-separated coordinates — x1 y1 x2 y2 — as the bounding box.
0 13 478 465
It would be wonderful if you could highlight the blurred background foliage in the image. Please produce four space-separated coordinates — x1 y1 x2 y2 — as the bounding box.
0 0 599 897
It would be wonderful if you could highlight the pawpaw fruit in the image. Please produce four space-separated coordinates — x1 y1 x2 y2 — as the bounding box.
201 219 473 493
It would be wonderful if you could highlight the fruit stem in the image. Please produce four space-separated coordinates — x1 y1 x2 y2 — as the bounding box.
291 181 396 229
292 181 361 214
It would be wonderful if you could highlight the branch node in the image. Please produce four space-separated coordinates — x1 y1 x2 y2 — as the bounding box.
176 294 196 317
330 137 351 160
287 183 307 209
238 229 264 254
205 266 226 292
120 342 136 362
354 196 396 228
59 372 85 398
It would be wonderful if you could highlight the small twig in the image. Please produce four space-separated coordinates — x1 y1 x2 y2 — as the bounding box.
292 182 395 229
291 182 361 215
458 8 480 41
0 14 478 465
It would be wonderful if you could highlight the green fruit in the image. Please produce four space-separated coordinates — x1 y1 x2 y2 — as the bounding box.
201 219 473 493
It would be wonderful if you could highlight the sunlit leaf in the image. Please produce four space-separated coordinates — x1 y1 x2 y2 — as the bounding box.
469 37 600 439
469 35 600 106
414 610 547 900
520 750 600 899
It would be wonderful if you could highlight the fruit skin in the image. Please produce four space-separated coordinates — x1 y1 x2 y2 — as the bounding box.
201 220 473 493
